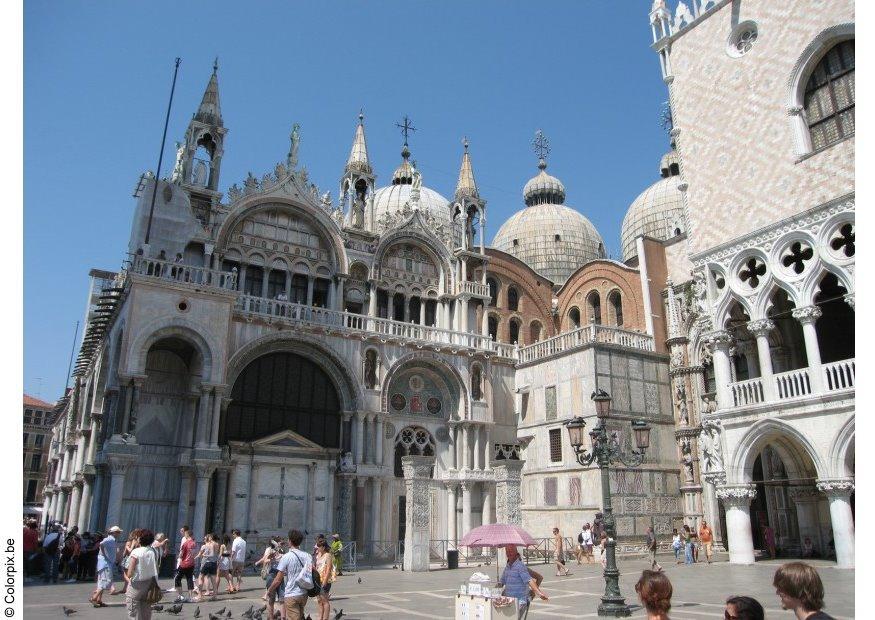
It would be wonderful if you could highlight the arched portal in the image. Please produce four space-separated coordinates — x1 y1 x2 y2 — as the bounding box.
222 351 342 447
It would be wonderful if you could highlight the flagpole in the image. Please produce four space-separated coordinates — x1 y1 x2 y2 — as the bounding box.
144 57 181 246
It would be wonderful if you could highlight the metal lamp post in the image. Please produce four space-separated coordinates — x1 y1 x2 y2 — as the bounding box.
565 389 651 617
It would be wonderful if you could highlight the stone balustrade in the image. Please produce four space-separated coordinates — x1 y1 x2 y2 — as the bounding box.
456 280 490 297
517 324 655 363
129 255 238 290
727 357 854 408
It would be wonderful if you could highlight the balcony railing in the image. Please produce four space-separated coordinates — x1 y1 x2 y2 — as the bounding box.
517 324 655 363
456 280 490 297
129 255 238 290
236 294 516 357
727 357 854 408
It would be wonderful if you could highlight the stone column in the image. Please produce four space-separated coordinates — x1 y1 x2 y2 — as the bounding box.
451 425 459 470
419 299 426 325
381 478 392 543
374 415 384 466
460 298 469 333
305 463 317 534
446 483 458 544
306 276 315 306
105 457 133 529
335 277 345 312
368 286 378 317
494 461 525 525
196 386 212 447
473 426 482 470
68 480 83 531
355 478 366 547
401 455 436 572
210 387 225 446
192 462 217 542
816 479 855 568
793 306 824 392
88 469 106 532
388 294 395 321
462 425 470 470
707 330 734 410
484 427 492 468
78 474 94 531
370 477 382 553
461 482 472 536
717 484 757 565
213 468 229 534
482 485 493 526
747 319 776 400
481 306 489 336
355 413 365 465
247 463 261 531
175 468 192 544
338 474 355 543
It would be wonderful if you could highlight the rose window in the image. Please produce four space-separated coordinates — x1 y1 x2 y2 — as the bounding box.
781 241 814 274
739 257 767 289
830 223 855 257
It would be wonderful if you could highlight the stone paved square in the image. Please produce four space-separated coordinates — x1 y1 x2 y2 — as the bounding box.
23 556 853 619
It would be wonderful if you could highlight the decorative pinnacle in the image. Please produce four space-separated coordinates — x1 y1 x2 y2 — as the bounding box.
358 108 364 124
532 129 550 169
463 136 469 152
213 56 219 75
396 115 416 147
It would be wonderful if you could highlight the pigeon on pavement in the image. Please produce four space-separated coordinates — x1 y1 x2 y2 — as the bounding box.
194 606 201 618
166 604 184 615
61 607 77 616
150 604 164 612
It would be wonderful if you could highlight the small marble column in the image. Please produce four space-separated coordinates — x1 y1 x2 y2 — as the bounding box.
747 319 776 400
817 479 855 568
368 286 378 317
175 468 192 546
374 415 384 466
708 331 734 410
77 475 94 531
473 426 482 471
370 477 382 553
462 425 471 470
306 276 315 306
717 485 757 565
247 463 261 531
494 461 524 525
192 462 216 542
461 482 472 536
446 483 458 544
793 306 824 392
88 469 105 532
68 481 83 531
305 463 317 533
460 298 469 333
213 469 229 534
196 386 212 447
401 455 436 572
482 485 493 526
355 478 366 547
105 457 133 529
338 475 355 543
355 413 365 465
210 387 225 446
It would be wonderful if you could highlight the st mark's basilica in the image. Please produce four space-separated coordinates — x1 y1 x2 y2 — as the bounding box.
42 0 855 571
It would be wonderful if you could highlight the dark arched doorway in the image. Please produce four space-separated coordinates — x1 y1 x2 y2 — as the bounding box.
222 351 342 447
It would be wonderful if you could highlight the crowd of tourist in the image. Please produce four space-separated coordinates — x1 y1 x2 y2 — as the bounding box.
24 518 345 620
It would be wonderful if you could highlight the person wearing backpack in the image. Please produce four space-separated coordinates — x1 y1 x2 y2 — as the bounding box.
42 524 62 583
267 529 319 620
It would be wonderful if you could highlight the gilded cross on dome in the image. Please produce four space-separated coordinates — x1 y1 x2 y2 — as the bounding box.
532 129 550 163
396 115 416 146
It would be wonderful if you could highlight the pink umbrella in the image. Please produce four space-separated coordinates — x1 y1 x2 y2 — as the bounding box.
459 523 538 582
460 523 537 548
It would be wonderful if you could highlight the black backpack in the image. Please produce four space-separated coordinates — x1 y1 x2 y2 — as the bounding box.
43 534 60 555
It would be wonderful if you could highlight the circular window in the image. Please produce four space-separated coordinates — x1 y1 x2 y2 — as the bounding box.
177 299 189 313
391 393 407 411
727 21 758 58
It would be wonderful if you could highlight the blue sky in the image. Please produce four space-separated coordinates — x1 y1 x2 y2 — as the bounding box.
24 1 671 401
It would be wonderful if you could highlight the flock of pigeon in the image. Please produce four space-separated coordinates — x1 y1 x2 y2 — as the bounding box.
62 603 347 619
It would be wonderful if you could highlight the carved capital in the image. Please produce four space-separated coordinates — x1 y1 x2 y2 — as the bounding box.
787 105 804 116
705 329 733 351
792 305 822 324
493 460 525 483
401 455 435 481
193 461 218 480
844 293 854 310
787 486 821 502
816 478 854 497
746 319 775 337
107 456 134 476
716 484 756 506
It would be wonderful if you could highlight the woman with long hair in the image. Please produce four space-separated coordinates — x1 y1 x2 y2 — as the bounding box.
112 529 142 596
315 540 336 620
218 535 234 594
193 533 219 601
635 570 673 620
254 537 285 620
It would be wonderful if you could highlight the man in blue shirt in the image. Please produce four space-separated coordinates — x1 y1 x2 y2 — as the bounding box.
90 526 122 608
498 545 548 618
267 529 313 620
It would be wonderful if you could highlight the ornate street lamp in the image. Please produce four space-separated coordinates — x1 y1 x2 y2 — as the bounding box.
565 390 651 617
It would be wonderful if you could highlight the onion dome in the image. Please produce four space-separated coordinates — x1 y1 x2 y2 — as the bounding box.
372 144 454 224
493 158 605 285
620 149 686 261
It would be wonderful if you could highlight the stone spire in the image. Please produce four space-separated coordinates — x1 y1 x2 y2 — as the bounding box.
455 137 478 200
194 58 223 126
345 111 372 174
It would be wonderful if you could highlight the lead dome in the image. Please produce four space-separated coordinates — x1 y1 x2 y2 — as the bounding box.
621 148 686 261
493 159 605 286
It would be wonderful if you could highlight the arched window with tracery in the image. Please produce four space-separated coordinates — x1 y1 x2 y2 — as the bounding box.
805 40 854 150
608 290 623 327
586 292 602 325
393 426 435 477
507 286 519 311
486 277 499 307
